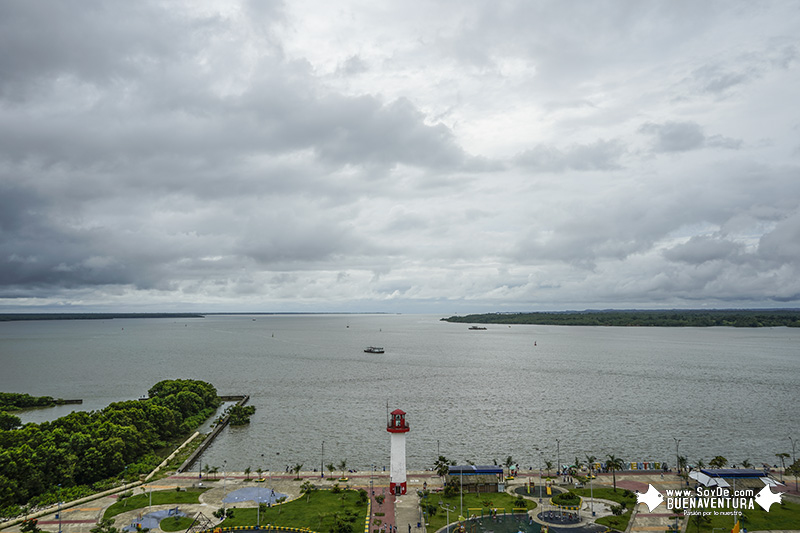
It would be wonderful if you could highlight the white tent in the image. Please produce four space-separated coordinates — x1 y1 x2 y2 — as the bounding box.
689 470 730 488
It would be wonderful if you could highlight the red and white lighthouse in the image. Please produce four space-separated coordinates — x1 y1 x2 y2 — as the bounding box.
387 408 409 495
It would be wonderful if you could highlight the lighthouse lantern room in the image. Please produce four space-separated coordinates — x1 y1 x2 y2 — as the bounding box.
387 408 409 495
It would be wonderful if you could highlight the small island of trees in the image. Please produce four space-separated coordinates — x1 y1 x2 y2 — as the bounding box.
443 309 800 327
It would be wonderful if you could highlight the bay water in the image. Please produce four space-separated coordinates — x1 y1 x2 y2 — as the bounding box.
1 314 797 473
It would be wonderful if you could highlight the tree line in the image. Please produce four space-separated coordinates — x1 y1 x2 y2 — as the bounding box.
0 379 220 517
443 309 800 327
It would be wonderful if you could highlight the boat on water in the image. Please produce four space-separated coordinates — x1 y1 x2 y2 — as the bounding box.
364 346 385 353
468 325 487 330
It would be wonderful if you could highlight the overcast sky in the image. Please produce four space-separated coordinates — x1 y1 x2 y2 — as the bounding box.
1 1 799 313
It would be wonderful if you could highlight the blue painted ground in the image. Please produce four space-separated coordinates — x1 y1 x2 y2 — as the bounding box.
124 508 186 532
223 487 288 504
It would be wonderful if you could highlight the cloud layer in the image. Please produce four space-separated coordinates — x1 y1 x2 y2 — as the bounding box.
1 0 799 312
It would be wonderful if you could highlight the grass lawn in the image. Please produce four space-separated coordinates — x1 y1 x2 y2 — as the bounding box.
104 488 208 519
218 489 368 531
160 515 196 531
688 499 800 532
568 487 636 532
421 491 536 533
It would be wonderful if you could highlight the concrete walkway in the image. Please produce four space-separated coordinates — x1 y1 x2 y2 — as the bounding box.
3 470 798 533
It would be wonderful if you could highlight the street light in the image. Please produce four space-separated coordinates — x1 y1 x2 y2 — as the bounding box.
439 501 455 530
791 436 798 490
556 439 561 480
673 437 681 474
57 484 62 533
321 441 325 478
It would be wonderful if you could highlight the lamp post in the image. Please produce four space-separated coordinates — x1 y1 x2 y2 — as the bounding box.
459 466 463 520
222 460 227 512
57 484 62 533
791 436 798 491
673 437 681 474
321 441 325 478
439 502 455 529
556 439 561 480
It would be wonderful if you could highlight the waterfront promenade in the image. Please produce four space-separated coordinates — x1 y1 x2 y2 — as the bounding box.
2 469 798 533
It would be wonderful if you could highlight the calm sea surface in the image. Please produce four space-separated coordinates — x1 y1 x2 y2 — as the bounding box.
1 314 798 472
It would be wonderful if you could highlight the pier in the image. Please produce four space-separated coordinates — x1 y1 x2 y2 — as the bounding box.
176 394 250 473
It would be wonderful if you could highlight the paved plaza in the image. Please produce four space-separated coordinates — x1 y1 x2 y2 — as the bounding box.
2 469 798 533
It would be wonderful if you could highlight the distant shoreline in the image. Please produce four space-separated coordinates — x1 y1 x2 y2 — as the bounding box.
443 309 800 327
0 313 205 322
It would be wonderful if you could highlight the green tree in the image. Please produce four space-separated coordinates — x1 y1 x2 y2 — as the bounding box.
434 456 453 481
709 456 728 468
776 453 790 481
300 481 316 503
0 411 21 431
544 460 554 477
20 519 42 533
606 454 624 492
292 463 303 479
90 517 120 533
338 460 347 478
786 459 800 491
244 467 251 481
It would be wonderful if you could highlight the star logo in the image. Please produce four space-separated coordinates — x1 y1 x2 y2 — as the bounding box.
754 485 783 512
636 484 664 512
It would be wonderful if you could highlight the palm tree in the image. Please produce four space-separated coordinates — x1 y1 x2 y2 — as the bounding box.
434 456 454 482
326 463 336 478
677 455 688 472
338 460 347 478
244 466 251 481
606 454 624 492
776 452 790 481
544 460 554 477
292 463 303 479
504 456 515 477
585 455 597 474
696 459 705 470
571 456 583 475
256 467 263 480
741 459 752 469
709 456 728 469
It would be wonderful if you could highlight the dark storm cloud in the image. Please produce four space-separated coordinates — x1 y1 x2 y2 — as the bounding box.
1 0 799 311
662 236 743 264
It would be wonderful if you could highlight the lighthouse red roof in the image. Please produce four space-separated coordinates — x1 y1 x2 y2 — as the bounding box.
390 409 406 415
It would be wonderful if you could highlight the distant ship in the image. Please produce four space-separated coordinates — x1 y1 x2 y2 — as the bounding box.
364 346 385 353
468 325 487 330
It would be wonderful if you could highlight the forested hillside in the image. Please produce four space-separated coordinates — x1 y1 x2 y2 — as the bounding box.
0 379 220 517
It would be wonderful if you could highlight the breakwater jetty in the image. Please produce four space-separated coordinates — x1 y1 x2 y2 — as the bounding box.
177 394 249 473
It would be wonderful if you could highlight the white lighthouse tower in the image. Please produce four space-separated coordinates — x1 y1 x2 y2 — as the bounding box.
387 408 409 495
